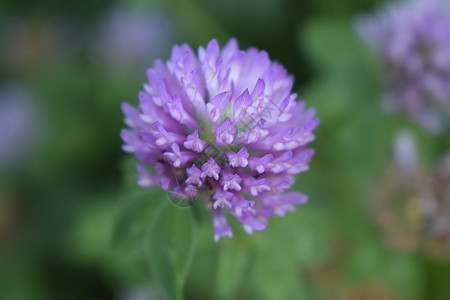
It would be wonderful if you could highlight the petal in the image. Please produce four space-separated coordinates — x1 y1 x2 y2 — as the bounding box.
215 117 235 145
233 89 252 120
227 147 249 168
246 119 268 144
186 164 203 187
136 165 158 187
121 102 143 128
251 78 265 98
184 130 207 153
201 158 221 180
206 91 229 123
213 209 233 242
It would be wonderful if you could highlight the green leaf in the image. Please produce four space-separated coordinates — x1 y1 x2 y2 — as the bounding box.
113 188 165 251
215 240 249 299
249 251 308 300
120 156 141 192
166 0 229 46
299 19 367 72
146 201 195 300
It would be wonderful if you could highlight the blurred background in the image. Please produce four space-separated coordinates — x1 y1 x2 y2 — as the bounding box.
1 0 450 299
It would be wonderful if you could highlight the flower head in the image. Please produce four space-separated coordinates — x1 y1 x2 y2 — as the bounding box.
121 38 319 241
356 0 450 133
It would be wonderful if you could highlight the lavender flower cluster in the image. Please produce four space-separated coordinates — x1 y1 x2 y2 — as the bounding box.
356 0 450 133
121 39 318 241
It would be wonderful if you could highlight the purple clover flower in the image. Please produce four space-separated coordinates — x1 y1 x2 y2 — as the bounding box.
356 0 450 133
121 39 319 241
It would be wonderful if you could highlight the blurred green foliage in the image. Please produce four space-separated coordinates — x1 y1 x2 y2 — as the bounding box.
1 0 450 299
